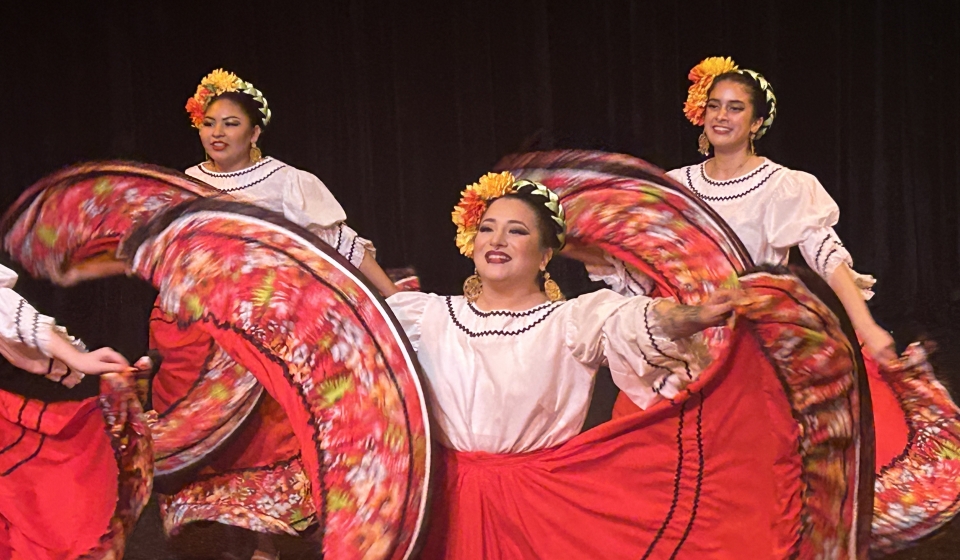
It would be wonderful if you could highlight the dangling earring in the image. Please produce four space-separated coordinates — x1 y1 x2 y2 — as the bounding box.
463 270 482 302
543 271 565 302
698 132 711 156
749 132 756 155
250 142 263 163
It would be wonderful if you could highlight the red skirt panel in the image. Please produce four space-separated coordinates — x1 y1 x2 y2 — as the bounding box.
422 332 802 560
0 391 118 559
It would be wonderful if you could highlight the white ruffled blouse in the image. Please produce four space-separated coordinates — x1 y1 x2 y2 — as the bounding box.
0 264 85 386
186 157 374 268
386 290 708 453
587 158 874 299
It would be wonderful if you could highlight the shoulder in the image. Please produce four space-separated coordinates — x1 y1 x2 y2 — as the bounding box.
0 264 18 289
184 163 204 178
386 291 447 315
564 288 633 316
666 165 694 184
767 162 832 202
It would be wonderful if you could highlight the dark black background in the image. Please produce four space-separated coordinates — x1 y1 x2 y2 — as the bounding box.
3 1 960 556
4 1 959 356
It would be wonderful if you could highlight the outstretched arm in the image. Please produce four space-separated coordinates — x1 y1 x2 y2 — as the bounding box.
651 289 771 340
828 263 897 366
359 252 400 298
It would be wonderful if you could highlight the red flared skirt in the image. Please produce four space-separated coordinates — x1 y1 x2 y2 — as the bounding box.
421 332 802 560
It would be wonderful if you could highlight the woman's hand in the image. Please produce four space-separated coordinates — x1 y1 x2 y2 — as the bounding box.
61 347 130 375
656 289 775 340
859 322 900 370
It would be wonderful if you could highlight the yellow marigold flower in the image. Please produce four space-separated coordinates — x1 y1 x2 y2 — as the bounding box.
201 68 241 95
451 171 519 257
473 171 516 200
684 56 739 126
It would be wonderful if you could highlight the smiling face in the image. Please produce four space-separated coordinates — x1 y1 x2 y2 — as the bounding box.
472 197 552 289
703 80 763 153
199 97 261 172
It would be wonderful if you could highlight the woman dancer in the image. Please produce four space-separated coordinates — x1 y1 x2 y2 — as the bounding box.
142 69 398 559
591 57 960 553
383 172 803 558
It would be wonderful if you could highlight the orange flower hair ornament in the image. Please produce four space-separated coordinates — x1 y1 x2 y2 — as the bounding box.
452 172 566 257
683 56 778 139
185 69 272 129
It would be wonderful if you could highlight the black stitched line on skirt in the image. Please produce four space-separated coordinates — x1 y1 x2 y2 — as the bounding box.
641 399 687 559
670 396 705 558
32 402 47 432
0 435 45 477
0 427 26 459
446 296 561 337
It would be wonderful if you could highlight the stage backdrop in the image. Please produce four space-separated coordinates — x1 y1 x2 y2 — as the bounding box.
2 0 958 357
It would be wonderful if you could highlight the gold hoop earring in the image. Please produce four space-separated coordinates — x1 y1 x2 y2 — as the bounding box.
543 271 565 302
749 132 756 155
698 133 711 156
250 143 263 163
463 270 482 302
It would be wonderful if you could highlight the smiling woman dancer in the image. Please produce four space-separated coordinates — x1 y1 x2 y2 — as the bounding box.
591 56 960 554
381 172 808 559
137 69 400 560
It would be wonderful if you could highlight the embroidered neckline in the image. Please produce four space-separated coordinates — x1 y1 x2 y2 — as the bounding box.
685 165 781 202
699 161 769 186
447 296 561 337
201 163 288 193
466 300 554 318
197 157 274 178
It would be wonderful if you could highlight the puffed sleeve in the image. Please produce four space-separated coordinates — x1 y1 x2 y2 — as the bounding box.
565 290 710 410
281 169 348 229
282 170 376 268
385 291 435 351
766 171 875 298
585 253 655 296
0 264 86 386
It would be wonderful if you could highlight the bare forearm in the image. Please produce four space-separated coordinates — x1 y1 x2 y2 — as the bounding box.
43 331 85 366
826 263 878 333
652 300 724 340
359 252 399 298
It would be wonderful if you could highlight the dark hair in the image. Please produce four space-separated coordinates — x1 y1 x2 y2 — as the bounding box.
208 91 266 129
491 184 564 252
708 71 768 123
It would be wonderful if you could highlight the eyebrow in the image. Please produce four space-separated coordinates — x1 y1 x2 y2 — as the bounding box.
481 218 530 227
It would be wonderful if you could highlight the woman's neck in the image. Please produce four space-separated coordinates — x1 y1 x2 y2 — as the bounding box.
474 280 548 311
707 147 761 181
